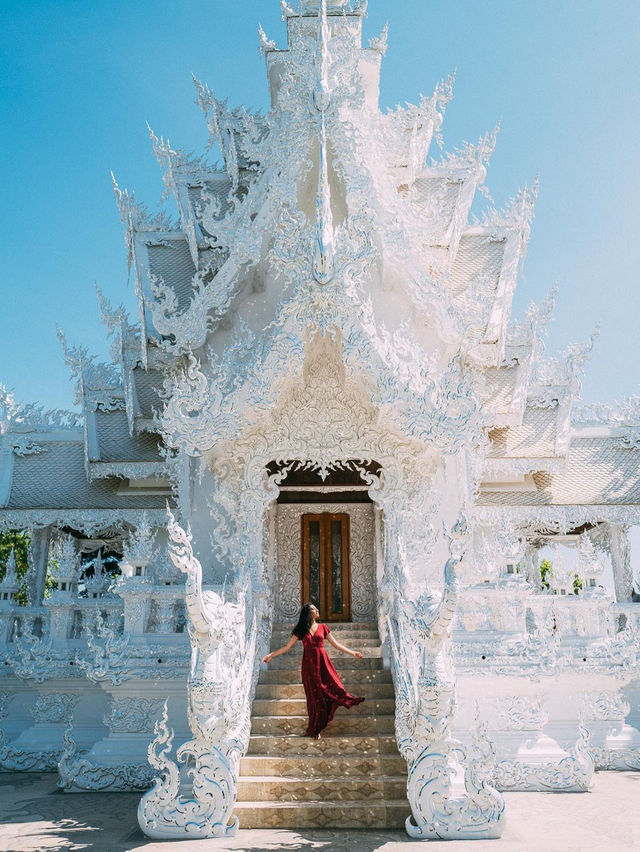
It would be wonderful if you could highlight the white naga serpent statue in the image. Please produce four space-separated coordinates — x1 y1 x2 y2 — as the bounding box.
387 516 506 840
138 508 257 840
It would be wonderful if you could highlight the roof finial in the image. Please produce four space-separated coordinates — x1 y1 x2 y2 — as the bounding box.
313 0 331 112
311 0 334 286
258 23 277 54
280 0 296 18
369 22 389 54
312 111 335 286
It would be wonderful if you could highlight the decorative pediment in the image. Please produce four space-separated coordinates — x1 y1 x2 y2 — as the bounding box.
208 333 431 485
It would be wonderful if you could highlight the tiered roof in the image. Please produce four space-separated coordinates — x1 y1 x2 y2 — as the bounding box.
1 0 639 535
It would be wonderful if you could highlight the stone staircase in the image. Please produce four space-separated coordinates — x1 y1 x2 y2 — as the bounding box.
234 622 409 829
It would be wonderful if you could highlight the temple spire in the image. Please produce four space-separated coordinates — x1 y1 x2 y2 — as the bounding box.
295 0 368 14
311 0 335 286
312 0 330 112
312 112 335 286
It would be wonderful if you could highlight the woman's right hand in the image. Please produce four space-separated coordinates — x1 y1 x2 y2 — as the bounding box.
262 653 273 664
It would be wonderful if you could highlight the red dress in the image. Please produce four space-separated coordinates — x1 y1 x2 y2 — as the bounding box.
301 623 365 737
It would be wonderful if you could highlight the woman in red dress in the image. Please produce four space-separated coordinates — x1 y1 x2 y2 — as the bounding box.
262 603 365 738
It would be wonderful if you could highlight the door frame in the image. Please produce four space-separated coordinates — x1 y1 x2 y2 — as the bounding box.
300 512 351 622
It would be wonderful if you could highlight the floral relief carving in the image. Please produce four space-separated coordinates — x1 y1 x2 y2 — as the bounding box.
498 696 548 732
591 747 640 771
58 719 156 792
275 508 303 622
30 693 78 724
105 698 166 734
492 725 594 792
0 734 61 772
580 690 631 722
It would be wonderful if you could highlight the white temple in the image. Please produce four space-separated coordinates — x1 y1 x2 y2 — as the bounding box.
1 0 639 840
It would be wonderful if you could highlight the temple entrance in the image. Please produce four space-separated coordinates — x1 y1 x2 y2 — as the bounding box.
270 461 379 624
301 512 351 622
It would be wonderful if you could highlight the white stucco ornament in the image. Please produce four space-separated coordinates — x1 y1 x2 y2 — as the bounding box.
388 518 506 840
137 509 258 839
1 0 640 840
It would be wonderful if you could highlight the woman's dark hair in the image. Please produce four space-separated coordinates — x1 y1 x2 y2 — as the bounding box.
292 602 315 638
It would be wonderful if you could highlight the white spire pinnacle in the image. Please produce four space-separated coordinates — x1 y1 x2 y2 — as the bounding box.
258 23 277 54
312 112 335 286
311 0 335 286
312 0 330 112
2 549 18 586
298 0 367 13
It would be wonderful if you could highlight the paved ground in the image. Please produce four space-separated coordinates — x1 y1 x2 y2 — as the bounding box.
0 771 638 852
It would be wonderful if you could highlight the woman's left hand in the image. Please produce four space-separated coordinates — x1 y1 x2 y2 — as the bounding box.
353 651 363 659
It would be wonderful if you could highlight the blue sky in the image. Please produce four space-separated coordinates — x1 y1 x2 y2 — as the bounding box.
1 0 639 411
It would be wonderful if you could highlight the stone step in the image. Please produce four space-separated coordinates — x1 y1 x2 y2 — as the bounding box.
255 681 395 699
258 668 393 686
271 630 381 642
251 698 395 718
233 799 409 829
271 636 382 649
272 622 378 632
247 734 401 757
240 753 407 778
239 613 404 830
236 774 407 803
251 714 395 737
266 654 384 670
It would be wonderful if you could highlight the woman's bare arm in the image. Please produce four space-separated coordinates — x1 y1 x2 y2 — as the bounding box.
262 635 298 664
326 632 363 659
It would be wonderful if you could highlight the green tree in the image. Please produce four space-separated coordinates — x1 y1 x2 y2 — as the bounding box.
0 529 31 606
572 573 583 595
539 558 552 591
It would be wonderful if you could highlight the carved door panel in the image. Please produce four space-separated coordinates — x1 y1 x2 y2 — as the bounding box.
301 513 351 622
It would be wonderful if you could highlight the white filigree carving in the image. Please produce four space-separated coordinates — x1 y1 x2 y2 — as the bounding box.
30 693 77 723
105 697 165 733
137 512 259 839
122 512 157 570
6 629 69 683
75 612 131 685
0 510 169 537
388 518 505 840
0 729 61 772
58 717 156 792
573 396 640 427
498 696 548 732
0 690 65 771
591 746 640 771
580 690 630 722
492 724 594 792
0 385 81 433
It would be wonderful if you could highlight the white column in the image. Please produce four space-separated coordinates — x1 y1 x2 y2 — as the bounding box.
28 526 53 605
607 524 632 602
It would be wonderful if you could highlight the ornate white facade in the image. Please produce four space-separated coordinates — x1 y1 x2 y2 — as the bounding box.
1 0 639 841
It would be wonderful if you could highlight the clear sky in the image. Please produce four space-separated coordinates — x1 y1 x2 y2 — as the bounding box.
1 0 639 412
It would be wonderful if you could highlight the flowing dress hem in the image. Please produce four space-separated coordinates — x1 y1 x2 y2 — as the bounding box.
301 623 365 737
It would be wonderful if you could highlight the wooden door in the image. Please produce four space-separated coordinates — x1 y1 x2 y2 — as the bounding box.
301 513 351 622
